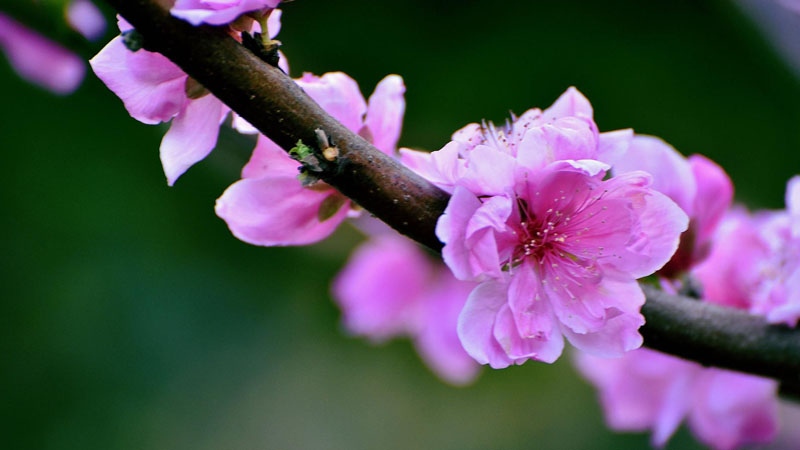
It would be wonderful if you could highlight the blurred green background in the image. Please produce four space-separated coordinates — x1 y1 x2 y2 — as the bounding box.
2 0 800 449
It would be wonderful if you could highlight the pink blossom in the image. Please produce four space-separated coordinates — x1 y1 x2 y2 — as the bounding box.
67 0 107 41
575 350 778 449
613 136 733 278
171 0 281 26
692 209 769 309
748 176 800 326
332 234 480 385
412 88 688 366
216 73 406 246
90 14 282 185
0 12 85 95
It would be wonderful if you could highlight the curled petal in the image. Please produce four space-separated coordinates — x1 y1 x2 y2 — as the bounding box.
296 72 367 132
365 75 406 155
400 142 464 193
493 304 564 363
216 175 349 246
90 37 187 124
436 187 483 280
461 145 517 196
457 280 515 368
557 278 645 357
160 95 229 185
689 154 733 246
542 86 594 121
602 171 690 278
613 135 696 216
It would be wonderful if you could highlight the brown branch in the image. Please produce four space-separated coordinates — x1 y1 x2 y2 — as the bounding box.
102 0 800 386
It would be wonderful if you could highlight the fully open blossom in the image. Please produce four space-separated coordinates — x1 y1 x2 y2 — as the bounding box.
613 135 733 278
575 210 780 449
215 72 406 246
171 0 281 26
90 13 282 185
0 12 86 95
332 233 479 385
406 88 688 366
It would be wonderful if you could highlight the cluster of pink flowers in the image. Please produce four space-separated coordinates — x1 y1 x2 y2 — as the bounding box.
76 2 800 447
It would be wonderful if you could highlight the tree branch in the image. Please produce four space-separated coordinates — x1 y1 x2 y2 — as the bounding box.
101 0 800 386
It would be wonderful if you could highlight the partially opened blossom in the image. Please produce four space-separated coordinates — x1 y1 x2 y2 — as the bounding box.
0 12 85 95
332 234 480 385
216 72 406 246
171 0 281 26
613 135 733 278
90 13 282 185
408 88 688 366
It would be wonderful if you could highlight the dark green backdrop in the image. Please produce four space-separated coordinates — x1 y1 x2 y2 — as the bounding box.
2 0 799 448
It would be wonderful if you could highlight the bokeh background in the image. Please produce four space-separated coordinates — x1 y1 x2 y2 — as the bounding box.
3 0 800 448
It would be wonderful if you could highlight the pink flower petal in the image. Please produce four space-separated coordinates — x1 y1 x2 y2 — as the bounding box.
399 142 464 193
67 0 107 41
160 95 229 185
90 37 188 124
602 171 690 278
688 154 733 246
216 175 350 246
171 0 281 26
332 235 431 340
364 75 405 155
457 280 515 368
0 13 85 95
688 370 778 450
542 86 594 121
436 187 484 280
557 279 645 357
241 134 301 179
414 273 480 385
296 72 367 133
493 303 564 363
613 135 697 216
